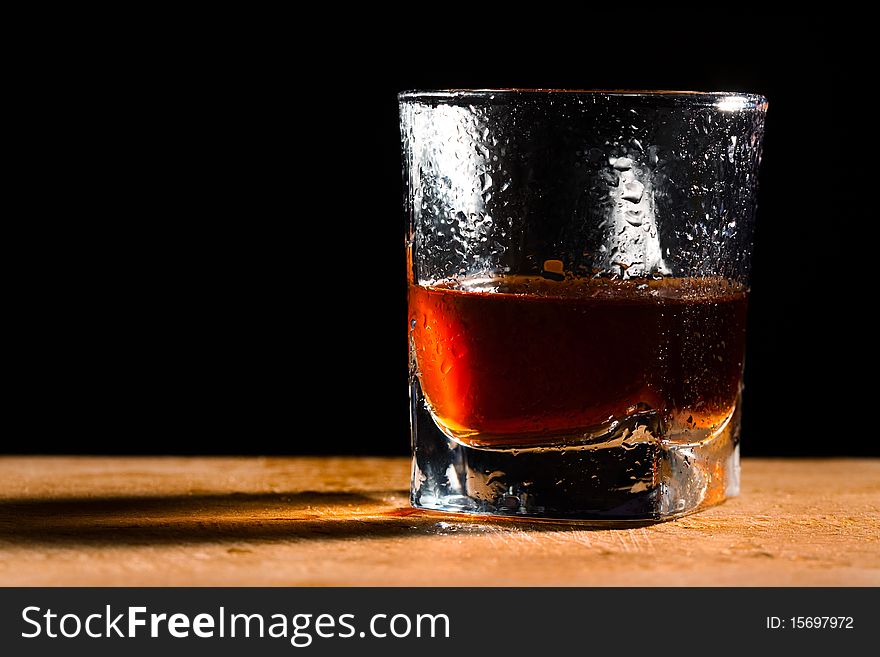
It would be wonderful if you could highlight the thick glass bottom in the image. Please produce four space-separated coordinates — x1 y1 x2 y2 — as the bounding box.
410 380 740 522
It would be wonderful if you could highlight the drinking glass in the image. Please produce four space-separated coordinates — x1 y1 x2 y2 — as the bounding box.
400 90 767 520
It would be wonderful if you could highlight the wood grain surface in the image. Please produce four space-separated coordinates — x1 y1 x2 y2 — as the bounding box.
0 457 876 586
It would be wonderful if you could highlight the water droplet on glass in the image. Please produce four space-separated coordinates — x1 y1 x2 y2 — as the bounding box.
612 157 633 171
621 180 644 203
625 209 644 226
440 359 453 374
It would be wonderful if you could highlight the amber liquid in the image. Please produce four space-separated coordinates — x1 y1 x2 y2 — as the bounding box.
409 276 748 447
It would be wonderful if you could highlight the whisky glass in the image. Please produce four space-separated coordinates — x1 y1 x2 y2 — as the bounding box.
401 90 767 520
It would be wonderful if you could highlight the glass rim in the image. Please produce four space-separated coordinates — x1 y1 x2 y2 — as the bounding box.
399 88 768 110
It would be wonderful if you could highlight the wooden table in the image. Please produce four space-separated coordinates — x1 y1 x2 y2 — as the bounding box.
0 457 876 586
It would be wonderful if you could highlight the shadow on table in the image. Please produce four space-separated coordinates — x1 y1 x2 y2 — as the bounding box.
0 491 652 546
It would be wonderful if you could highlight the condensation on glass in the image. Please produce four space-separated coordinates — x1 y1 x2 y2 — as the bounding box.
401 90 767 521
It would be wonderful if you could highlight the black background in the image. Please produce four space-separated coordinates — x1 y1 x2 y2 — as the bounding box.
13 17 876 456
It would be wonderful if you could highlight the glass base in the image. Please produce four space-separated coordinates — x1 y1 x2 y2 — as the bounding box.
410 381 740 522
